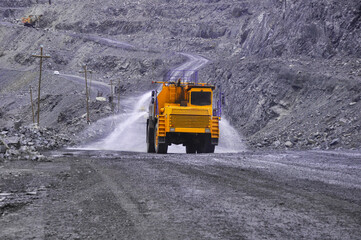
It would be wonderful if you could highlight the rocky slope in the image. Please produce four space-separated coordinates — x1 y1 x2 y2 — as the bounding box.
203 0 361 149
0 0 360 151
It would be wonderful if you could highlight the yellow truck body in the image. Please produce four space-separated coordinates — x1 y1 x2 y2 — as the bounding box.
21 15 42 27
147 80 220 154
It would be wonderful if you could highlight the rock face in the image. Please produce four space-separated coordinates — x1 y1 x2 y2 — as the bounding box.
0 0 360 151
200 0 361 150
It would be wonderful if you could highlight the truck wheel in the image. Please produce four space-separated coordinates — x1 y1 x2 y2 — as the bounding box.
186 145 196 154
197 143 214 153
197 143 205 153
147 121 155 153
206 144 215 153
197 136 215 153
154 123 168 154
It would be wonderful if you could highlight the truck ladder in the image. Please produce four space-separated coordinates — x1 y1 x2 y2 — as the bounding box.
169 85 176 102
211 117 219 139
158 115 166 137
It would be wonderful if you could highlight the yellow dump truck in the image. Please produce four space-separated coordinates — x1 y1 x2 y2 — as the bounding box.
147 79 220 154
21 15 42 27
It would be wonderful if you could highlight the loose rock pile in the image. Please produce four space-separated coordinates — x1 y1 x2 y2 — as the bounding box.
0 125 71 161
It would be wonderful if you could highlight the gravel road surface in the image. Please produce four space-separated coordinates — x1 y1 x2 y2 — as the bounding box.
1 150 360 239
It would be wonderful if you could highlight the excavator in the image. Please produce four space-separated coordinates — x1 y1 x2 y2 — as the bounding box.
21 15 42 28
147 72 224 154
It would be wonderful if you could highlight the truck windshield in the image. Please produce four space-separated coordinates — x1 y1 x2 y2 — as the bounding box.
191 92 211 106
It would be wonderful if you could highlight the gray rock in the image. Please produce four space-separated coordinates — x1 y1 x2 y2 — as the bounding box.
273 140 281 147
313 132 321 137
0 145 7 154
14 120 22 130
19 146 29 153
26 191 37 195
330 138 340 146
307 139 315 145
285 141 293 148
6 136 21 149
8 149 20 156
0 193 12 196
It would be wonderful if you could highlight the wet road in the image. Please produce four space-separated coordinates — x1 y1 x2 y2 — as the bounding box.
1 150 360 239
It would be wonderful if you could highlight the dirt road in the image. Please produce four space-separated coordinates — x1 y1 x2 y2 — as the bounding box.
59 73 110 98
1 150 360 239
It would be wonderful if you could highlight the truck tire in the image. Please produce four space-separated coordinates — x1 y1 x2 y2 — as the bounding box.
206 144 215 153
147 120 155 153
197 143 205 153
154 123 168 154
197 135 215 153
186 145 196 154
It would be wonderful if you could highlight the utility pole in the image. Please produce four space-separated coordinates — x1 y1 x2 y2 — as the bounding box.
109 80 114 112
117 80 121 113
110 79 114 97
88 71 93 100
29 86 35 124
32 45 51 127
109 79 116 127
79 65 93 123
283 0 287 20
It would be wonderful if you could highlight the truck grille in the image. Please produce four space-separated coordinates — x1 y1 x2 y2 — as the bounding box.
171 109 208 115
170 115 210 128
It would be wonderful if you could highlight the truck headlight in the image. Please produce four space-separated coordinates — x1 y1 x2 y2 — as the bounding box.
170 128 175 132
205 128 210 133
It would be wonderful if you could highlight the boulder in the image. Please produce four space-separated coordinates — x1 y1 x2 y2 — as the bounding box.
273 140 281 147
285 141 293 148
330 138 340 146
0 145 7 154
14 120 22 130
6 136 20 149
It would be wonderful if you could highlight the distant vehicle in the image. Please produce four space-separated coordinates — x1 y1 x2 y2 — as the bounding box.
21 15 42 28
96 97 107 102
147 78 222 154
53 71 60 75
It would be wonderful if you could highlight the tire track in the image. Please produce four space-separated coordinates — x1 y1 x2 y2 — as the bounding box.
87 161 163 240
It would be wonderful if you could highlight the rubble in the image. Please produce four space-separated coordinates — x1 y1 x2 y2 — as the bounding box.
0 125 71 161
